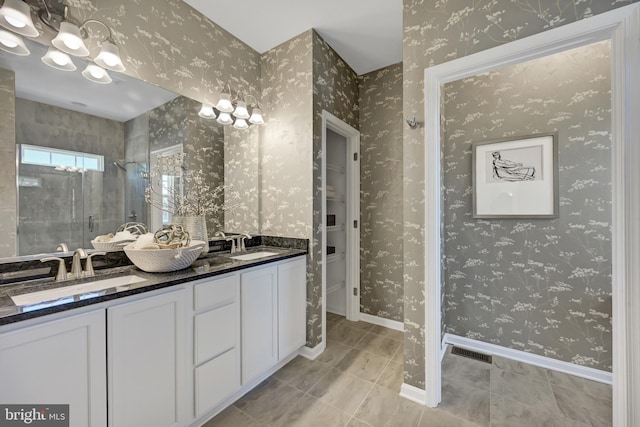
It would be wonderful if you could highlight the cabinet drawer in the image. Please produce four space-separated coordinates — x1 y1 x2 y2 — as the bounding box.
194 348 239 417
193 275 238 311
194 303 237 365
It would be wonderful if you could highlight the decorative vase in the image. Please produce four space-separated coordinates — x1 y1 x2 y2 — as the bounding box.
172 215 209 254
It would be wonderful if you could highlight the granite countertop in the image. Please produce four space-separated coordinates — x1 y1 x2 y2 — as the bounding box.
0 246 306 326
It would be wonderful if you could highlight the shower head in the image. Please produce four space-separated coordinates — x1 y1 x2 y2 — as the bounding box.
113 161 128 171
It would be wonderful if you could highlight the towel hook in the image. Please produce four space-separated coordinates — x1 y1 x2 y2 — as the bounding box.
405 116 420 129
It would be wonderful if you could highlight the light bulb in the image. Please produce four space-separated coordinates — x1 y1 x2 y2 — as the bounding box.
82 63 112 84
198 103 216 119
94 40 126 72
90 66 105 79
233 118 249 130
249 108 264 125
233 101 250 119
216 112 233 125
41 47 76 71
215 93 234 113
0 33 17 48
52 22 89 57
4 15 24 28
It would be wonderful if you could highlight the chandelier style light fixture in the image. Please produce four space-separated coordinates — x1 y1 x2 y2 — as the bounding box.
198 83 265 129
0 0 126 84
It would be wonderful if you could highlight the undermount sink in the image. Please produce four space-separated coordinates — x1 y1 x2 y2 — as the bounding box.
11 274 146 307
229 251 278 261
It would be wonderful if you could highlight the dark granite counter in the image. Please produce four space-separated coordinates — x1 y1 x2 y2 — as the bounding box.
0 245 307 326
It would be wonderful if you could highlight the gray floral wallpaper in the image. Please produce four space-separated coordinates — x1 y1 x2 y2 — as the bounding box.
147 96 225 233
402 0 638 389
359 63 404 322
0 69 16 258
443 41 612 370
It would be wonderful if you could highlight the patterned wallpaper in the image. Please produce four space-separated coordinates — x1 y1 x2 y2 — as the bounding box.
359 63 404 322
0 69 16 258
260 30 360 347
402 0 638 390
148 96 225 233
443 42 612 370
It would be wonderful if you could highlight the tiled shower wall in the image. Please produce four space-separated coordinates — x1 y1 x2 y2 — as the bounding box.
358 63 404 322
402 0 638 389
443 42 612 371
0 69 16 258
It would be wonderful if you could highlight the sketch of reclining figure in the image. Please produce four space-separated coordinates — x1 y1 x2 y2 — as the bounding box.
491 151 535 181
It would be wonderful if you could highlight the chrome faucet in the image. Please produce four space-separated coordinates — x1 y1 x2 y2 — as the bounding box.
238 233 252 252
214 231 226 239
56 243 69 253
71 248 88 279
225 236 237 253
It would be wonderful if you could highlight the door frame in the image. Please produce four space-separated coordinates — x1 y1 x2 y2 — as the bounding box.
422 5 640 426
321 110 361 338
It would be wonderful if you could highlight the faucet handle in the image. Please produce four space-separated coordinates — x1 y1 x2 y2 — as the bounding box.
85 252 106 277
41 257 68 282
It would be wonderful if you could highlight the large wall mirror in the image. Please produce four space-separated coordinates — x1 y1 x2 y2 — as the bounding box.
0 36 257 258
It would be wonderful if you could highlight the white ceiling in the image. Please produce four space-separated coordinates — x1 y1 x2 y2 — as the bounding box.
183 0 403 75
0 38 178 122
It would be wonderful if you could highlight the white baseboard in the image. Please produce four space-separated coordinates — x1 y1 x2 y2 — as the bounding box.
359 312 404 331
443 333 613 385
299 341 326 360
400 383 426 405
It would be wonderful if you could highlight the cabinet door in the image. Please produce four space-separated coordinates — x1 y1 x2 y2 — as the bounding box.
108 290 187 427
278 257 307 359
241 266 277 385
0 309 107 427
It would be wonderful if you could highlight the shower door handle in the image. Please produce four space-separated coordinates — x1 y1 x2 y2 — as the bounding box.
88 215 94 232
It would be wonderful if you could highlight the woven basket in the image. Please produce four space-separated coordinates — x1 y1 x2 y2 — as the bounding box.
91 240 133 251
124 240 206 273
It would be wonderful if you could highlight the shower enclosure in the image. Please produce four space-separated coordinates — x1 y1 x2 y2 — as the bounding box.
17 145 126 255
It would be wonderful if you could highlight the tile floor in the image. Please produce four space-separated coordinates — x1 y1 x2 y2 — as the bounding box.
204 313 612 427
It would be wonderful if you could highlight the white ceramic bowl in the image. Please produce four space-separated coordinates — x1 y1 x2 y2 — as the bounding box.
123 240 206 273
91 240 133 251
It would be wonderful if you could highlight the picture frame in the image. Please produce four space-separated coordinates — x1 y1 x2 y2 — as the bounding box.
472 132 558 219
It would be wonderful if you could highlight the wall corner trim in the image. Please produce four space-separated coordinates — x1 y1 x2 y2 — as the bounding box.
442 333 613 385
359 313 404 331
298 342 326 360
400 383 427 405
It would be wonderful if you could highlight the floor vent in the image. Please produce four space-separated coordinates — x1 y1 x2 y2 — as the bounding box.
451 346 492 364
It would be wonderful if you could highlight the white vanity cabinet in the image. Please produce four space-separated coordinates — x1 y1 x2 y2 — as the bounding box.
191 274 240 418
277 257 307 358
0 309 107 427
240 265 278 385
107 289 188 427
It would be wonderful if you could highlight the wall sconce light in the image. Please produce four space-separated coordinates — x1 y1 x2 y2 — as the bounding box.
0 0 126 84
198 85 265 129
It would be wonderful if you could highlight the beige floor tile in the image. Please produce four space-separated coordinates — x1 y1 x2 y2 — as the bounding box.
439 381 490 427
346 417 374 427
368 325 404 341
490 395 591 427
234 378 305 424
442 352 490 390
490 369 560 414
353 332 401 359
271 393 352 427
552 384 612 427
273 356 332 392
491 355 549 382
376 361 403 393
391 344 404 364
202 406 257 427
308 367 374 415
316 341 352 366
335 349 390 382
342 320 375 332
419 408 482 427
354 384 424 427
328 322 368 347
546 369 612 402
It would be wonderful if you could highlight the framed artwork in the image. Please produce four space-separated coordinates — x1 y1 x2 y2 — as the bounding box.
472 132 558 218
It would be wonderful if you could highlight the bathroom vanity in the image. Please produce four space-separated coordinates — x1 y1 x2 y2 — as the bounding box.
0 247 307 427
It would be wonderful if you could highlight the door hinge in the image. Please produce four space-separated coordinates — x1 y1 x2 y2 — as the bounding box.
353 220 358 228
353 287 358 296
353 153 358 161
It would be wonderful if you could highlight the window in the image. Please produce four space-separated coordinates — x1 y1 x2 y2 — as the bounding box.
20 144 104 172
